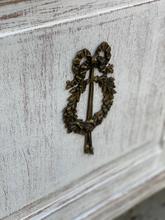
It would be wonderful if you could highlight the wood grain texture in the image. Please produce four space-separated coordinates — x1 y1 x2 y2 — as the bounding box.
158 1 165 150
3 144 165 220
0 0 165 219
0 0 160 36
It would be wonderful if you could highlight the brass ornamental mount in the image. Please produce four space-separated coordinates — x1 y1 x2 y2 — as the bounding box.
63 42 116 155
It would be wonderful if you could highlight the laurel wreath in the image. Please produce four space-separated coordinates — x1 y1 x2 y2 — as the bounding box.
63 42 116 135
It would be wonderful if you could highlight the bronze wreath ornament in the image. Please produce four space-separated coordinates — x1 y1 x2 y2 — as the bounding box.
63 42 116 154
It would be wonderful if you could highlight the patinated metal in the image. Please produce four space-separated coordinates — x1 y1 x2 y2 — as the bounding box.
63 42 116 154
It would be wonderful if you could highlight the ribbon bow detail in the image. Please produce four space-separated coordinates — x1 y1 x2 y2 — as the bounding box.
63 42 116 154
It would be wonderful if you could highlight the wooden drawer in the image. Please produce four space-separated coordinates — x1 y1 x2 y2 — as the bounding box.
0 0 165 219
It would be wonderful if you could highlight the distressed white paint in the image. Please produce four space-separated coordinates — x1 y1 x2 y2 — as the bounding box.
3 145 165 220
0 0 160 35
0 0 165 219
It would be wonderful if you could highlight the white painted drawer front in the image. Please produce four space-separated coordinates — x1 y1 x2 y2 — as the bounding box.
0 0 165 219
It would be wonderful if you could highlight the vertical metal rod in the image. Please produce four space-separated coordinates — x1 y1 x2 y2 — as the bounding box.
84 67 94 154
